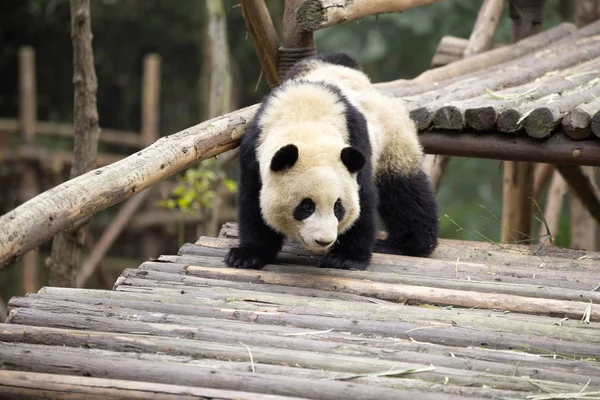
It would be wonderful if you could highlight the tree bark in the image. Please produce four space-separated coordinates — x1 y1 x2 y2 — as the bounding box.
46 0 101 287
296 0 448 31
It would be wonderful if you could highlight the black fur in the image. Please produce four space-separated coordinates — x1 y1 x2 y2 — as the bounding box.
224 101 284 270
340 147 366 173
271 144 298 171
284 52 362 81
375 170 439 257
320 97 377 270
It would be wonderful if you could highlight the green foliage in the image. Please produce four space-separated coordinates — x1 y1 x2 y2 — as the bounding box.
158 160 236 213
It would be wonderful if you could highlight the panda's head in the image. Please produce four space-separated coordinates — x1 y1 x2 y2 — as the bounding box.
260 142 366 253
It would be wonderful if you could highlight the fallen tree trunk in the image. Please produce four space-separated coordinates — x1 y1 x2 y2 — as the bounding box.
0 105 257 269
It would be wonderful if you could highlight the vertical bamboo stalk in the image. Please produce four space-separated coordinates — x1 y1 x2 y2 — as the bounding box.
141 53 161 146
18 47 39 294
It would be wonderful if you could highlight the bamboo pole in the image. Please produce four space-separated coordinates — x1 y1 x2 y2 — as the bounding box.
18 46 39 295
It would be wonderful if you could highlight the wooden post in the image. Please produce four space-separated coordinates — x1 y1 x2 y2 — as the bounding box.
141 53 161 146
501 0 546 244
283 0 314 48
47 0 102 287
18 47 39 294
138 53 162 258
240 0 280 88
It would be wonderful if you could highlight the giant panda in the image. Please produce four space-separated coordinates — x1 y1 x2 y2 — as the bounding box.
225 53 438 270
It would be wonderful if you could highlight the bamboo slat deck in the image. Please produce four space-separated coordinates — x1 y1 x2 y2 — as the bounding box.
1 222 600 399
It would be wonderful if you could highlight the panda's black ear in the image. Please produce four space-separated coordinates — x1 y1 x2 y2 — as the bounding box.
270 144 298 172
341 147 365 173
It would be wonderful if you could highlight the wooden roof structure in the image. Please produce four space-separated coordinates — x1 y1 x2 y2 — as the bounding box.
1 222 600 399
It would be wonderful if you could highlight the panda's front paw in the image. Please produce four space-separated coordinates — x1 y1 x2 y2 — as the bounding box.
225 247 270 269
319 252 370 270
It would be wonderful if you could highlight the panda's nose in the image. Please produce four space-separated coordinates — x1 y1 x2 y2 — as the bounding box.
315 239 334 247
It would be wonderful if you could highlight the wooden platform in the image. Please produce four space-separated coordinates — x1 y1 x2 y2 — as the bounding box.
1 222 600 399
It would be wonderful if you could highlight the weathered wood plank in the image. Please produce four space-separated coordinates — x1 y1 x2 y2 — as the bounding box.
0 342 445 400
2 323 597 392
0 370 301 400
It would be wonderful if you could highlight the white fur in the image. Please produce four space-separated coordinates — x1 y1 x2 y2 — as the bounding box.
255 61 424 252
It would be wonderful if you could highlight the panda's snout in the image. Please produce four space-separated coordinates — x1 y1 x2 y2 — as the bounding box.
315 239 334 248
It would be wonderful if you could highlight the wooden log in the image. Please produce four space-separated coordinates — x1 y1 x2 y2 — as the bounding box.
0 118 142 148
412 35 600 130
18 46 39 295
539 170 568 244
376 22 576 92
194 233 600 274
524 84 600 138
140 53 161 146
240 0 280 88
556 164 600 226
76 188 154 288
0 342 427 400
501 160 534 243
0 104 257 269
563 96 600 140
463 0 505 58
428 155 450 190
2 322 598 392
419 130 600 166
134 259 600 304
0 370 298 400
184 265 600 321
440 57 600 131
296 0 444 31
282 0 314 49
21 288 600 359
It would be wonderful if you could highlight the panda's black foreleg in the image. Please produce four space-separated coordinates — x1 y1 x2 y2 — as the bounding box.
375 170 438 257
225 132 284 270
320 182 378 270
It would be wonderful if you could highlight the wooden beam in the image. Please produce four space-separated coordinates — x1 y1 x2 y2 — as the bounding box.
240 0 280 88
419 130 600 166
296 0 444 31
0 105 257 269
0 118 142 149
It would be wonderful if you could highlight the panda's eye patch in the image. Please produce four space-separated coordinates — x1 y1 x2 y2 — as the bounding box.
334 199 345 221
294 198 315 221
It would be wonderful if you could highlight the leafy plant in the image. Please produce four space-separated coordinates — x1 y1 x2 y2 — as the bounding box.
158 159 236 212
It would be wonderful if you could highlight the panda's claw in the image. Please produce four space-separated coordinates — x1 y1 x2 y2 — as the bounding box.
225 247 267 270
319 253 369 270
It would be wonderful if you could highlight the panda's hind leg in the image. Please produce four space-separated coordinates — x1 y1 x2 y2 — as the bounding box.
375 169 439 257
